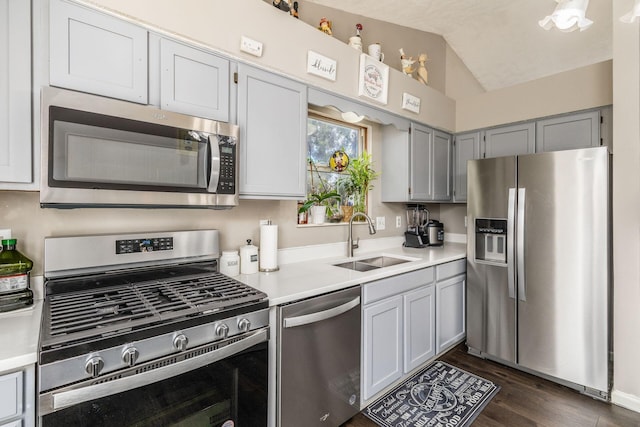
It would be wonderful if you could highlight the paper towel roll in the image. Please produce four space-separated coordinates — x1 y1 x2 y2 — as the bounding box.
259 224 279 272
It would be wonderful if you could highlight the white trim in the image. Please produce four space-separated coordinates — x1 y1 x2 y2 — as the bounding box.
612 390 640 413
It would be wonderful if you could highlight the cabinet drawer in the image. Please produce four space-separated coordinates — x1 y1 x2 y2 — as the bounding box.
0 420 21 427
0 371 22 422
436 259 466 281
363 267 433 305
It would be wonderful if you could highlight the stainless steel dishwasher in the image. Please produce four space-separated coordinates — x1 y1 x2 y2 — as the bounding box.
277 285 361 427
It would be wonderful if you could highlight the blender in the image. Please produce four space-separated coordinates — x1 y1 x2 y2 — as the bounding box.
404 204 429 248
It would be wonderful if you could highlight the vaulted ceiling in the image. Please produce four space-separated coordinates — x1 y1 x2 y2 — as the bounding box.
303 0 613 91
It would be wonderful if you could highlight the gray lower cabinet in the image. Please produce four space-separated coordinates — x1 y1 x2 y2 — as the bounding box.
435 260 466 354
0 0 31 184
361 267 435 402
535 110 600 152
0 365 35 427
483 122 535 158
381 123 452 202
237 64 307 199
452 132 480 203
49 0 148 104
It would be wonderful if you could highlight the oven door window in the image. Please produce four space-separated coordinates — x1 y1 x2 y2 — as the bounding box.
41 344 267 427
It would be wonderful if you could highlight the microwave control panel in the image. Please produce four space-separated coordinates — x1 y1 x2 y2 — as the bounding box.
217 140 236 194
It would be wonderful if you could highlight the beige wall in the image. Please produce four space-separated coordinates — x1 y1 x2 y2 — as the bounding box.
611 0 640 411
456 60 613 132
445 45 485 101
84 0 455 132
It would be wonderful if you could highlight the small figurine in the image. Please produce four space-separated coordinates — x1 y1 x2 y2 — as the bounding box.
399 48 416 76
291 1 299 18
272 0 290 13
318 17 332 36
348 23 363 50
416 53 429 85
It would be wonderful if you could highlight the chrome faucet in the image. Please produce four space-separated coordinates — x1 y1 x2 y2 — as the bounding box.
348 212 377 257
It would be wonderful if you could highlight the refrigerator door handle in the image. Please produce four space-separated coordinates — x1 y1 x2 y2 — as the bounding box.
517 188 526 301
507 188 516 299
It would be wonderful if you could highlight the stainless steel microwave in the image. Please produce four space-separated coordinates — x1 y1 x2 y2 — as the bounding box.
40 87 239 209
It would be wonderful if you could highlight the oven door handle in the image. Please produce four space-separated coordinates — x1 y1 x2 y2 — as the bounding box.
45 328 267 414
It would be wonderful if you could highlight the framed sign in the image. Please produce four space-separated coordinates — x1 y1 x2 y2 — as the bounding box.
307 51 337 81
358 54 389 105
401 92 421 114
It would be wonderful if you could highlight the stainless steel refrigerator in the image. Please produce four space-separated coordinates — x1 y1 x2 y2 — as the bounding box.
466 146 611 399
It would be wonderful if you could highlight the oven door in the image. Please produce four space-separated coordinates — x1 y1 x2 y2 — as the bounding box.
39 329 267 427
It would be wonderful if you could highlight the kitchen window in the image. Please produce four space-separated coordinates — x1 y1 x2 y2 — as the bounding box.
298 113 368 225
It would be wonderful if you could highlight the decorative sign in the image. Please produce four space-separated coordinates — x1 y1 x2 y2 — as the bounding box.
307 51 337 81
401 92 421 114
358 53 389 105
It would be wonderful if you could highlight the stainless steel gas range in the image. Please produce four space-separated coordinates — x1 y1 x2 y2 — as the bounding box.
38 230 269 427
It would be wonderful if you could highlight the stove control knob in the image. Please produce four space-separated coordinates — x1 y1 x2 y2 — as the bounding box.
122 347 139 367
215 323 229 339
173 334 189 352
85 356 104 378
237 318 251 332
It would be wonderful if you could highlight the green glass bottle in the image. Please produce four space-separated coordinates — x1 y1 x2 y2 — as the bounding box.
0 239 33 292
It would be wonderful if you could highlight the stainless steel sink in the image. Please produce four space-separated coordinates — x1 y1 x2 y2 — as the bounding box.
332 255 413 271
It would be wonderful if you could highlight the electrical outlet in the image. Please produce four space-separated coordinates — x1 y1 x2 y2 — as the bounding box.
240 36 263 57
464 216 468 228
0 229 11 240
376 216 385 230
395 216 402 228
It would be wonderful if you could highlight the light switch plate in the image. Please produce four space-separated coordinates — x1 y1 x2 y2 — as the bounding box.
376 216 385 230
240 36 263 57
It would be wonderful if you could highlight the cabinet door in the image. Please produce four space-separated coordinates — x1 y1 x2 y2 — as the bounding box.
436 274 466 354
403 286 435 373
453 132 480 203
432 130 452 201
362 296 403 401
535 110 600 152
0 0 31 183
0 371 22 423
237 64 307 199
50 0 148 104
160 38 230 121
409 123 433 201
483 122 535 158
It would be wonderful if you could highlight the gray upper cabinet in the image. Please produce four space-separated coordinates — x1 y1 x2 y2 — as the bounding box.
453 131 480 203
483 122 535 158
158 38 230 122
49 0 148 104
237 64 307 199
535 110 600 152
381 123 452 202
432 130 452 201
0 0 31 184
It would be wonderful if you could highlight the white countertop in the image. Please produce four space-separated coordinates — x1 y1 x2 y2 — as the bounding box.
0 241 466 373
0 300 42 373
237 242 467 306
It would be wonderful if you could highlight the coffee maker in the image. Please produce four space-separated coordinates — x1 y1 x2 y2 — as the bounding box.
404 204 429 248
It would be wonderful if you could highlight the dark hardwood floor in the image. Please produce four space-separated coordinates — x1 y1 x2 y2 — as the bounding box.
342 343 640 427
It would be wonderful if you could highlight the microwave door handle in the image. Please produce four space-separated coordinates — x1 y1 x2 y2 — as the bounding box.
207 135 220 192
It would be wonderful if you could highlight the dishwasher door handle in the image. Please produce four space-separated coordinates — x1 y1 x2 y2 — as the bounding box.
283 296 360 328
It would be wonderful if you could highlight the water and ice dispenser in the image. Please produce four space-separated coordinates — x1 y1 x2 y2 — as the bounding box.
475 219 507 264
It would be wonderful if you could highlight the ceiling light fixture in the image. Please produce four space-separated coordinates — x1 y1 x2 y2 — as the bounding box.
620 0 640 23
539 0 593 32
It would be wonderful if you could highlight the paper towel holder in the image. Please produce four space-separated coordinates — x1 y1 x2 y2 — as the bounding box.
259 220 280 272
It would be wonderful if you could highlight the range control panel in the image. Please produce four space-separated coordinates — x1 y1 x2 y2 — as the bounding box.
116 237 174 254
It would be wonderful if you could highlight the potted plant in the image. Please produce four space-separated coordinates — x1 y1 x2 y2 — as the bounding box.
337 150 379 221
298 158 341 224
